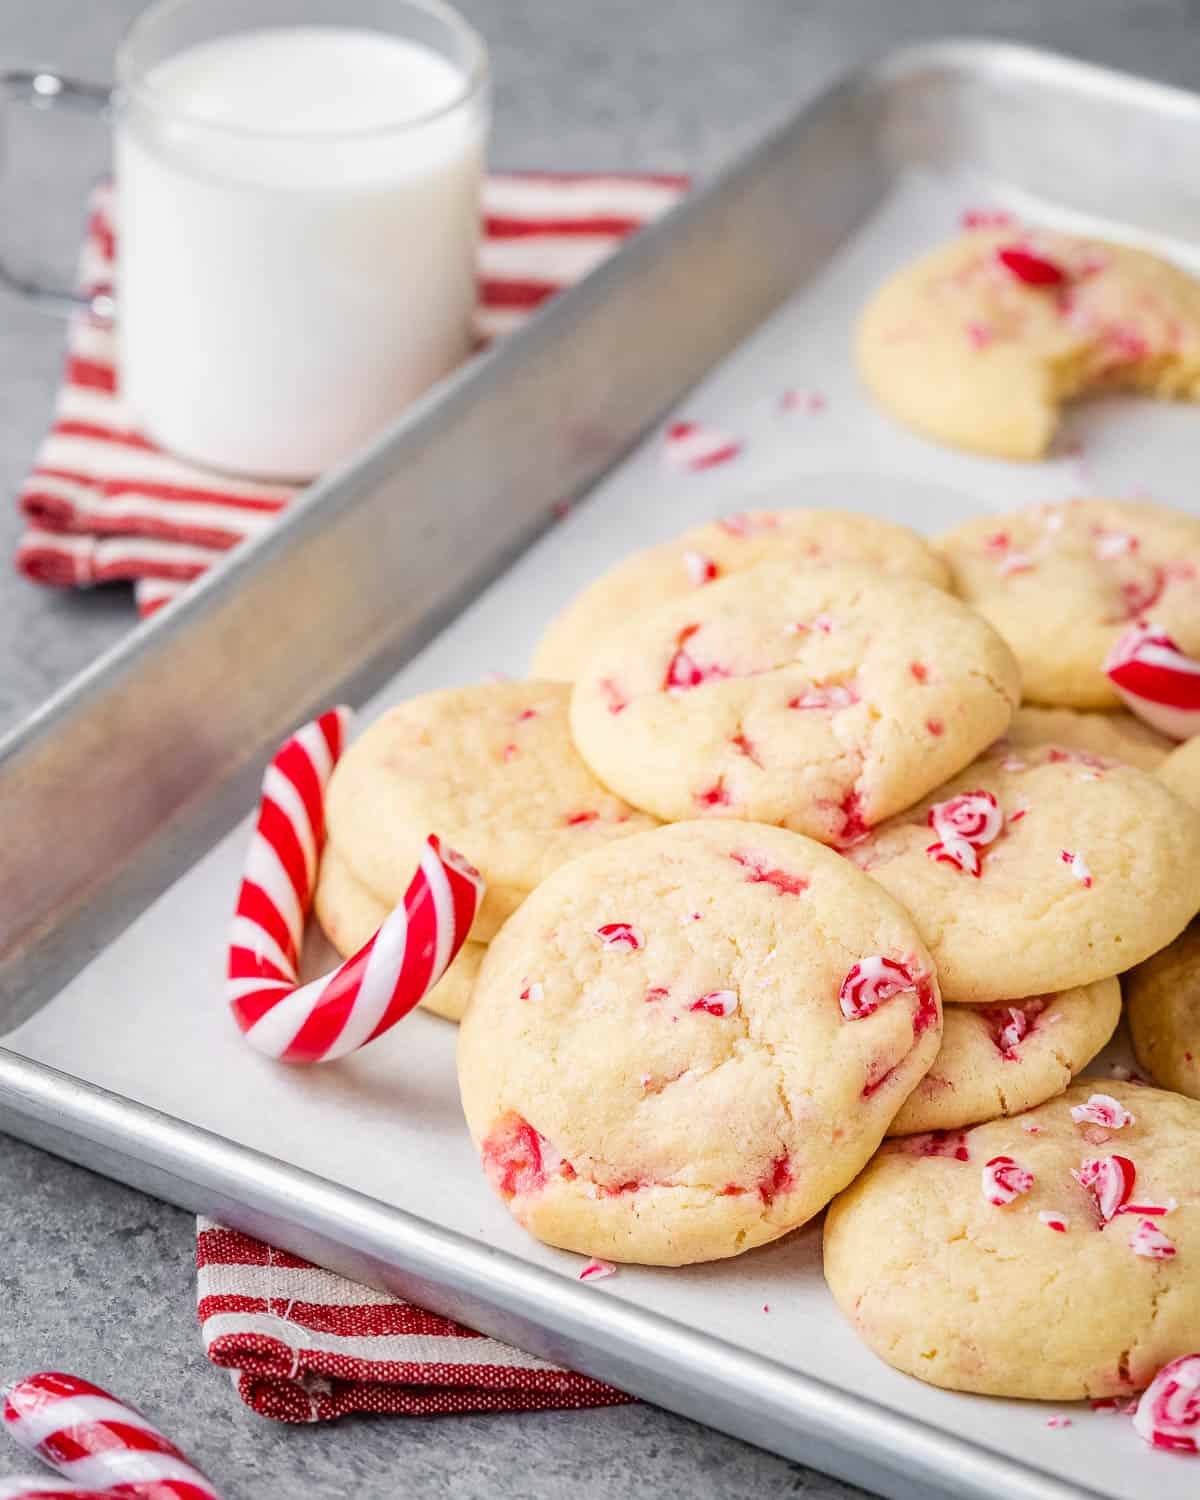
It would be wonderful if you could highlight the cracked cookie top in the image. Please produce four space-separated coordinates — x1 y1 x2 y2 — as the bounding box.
457 820 941 1266
847 744 1200 1003
825 1081 1200 1401
567 561 1019 845
937 498 1200 710
530 508 950 682
324 681 658 942
887 977 1122 1136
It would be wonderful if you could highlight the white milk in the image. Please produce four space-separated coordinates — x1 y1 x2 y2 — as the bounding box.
115 26 485 477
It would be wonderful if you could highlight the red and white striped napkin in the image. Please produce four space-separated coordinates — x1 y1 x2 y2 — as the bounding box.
15 172 687 618
197 1221 630 1422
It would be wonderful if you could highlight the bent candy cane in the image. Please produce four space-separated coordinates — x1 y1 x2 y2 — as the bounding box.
3 1372 223 1498
227 708 484 1063
1105 622 1200 740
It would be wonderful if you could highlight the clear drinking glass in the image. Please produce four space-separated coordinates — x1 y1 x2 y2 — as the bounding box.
2 0 490 479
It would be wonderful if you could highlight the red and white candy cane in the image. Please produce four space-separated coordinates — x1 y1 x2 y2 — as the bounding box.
1106 623 1200 740
3 1372 222 1499
227 708 484 1063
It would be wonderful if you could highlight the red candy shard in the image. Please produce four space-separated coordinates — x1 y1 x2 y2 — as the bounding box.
962 208 1013 230
690 989 738 1018
644 985 669 1004
982 1154 1034 1206
664 419 742 471
683 549 720 587
1073 1153 1136 1222
579 1258 616 1281
730 851 808 896
1060 849 1093 887
996 245 1067 286
565 810 599 826
1129 1218 1177 1261
839 956 917 1021
717 511 778 538
519 980 544 1003
482 1114 552 1198
981 997 1046 1059
1070 1093 1134 1130
595 922 644 953
599 677 629 715
757 1153 794 1202
926 718 944 737
1038 1210 1070 1233
788 682 857 711
694 777 731 809
926 834 981 877
1133 1355 1200 1453
929 789 1003 847
836 790 871 847
663 623 729 693
909 660 929 683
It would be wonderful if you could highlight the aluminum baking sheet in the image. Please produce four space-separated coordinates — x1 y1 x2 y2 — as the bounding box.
2 40 1199 1500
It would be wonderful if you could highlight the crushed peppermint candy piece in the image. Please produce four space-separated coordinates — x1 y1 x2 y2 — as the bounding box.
1133 1354 1200 1453
929 790 1003 848
1045 1415 1073 1429
579 1258 617 1281
997 550 1035 576
789 683 857 711
683 550 720 587
520 981 545 1003
982 1155 1034 1206
838 956 918 1021
1060 850 1093 887
690 990 738 1018
1038 1210 1070 1233
996 245 1067 286
595 922 645 953
1073 1154 1135 1221
1094 529 1138 560
663 420 742 471
1070 1093 1134 1130
926 832 981 877
780 388 827 412
1120 1197 1177 1217
1129 1218 1177 1260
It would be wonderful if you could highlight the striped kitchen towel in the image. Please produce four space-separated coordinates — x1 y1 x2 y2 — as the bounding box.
197 1221 629 1422
16 172 688 619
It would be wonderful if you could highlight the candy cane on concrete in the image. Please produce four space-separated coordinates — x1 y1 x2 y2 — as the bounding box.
1106 622 1200 740
3 1372 221 1499
227 708 485 1063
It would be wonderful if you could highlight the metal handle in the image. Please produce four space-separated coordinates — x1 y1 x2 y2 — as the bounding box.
0 69 114 319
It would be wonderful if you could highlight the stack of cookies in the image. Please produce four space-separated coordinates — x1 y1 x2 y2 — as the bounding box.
315 496 1200 1414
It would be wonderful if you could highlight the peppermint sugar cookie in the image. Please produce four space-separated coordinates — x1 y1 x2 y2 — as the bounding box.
1001 705 1172 772
569 561 1019 846
1158 735 1200 810
315 847 485 1022
825 1081 1200 1400
847 745 1200 1003
324 682 658 944
858 224 1200 459
531 509 950 681
458 821 942 1266
888 977 1121 1136
1126 922 1200 1101
937 498 1200 710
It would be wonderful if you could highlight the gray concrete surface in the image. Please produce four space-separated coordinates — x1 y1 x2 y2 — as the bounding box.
1 1 1199 1496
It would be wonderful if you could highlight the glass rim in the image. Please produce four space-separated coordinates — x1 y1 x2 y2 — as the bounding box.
114 0 489 141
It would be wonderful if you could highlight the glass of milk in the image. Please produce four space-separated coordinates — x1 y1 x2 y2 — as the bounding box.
3 0 489 478
117 0 489 477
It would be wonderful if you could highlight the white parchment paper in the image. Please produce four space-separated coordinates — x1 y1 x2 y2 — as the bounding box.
9 166 1199 1500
